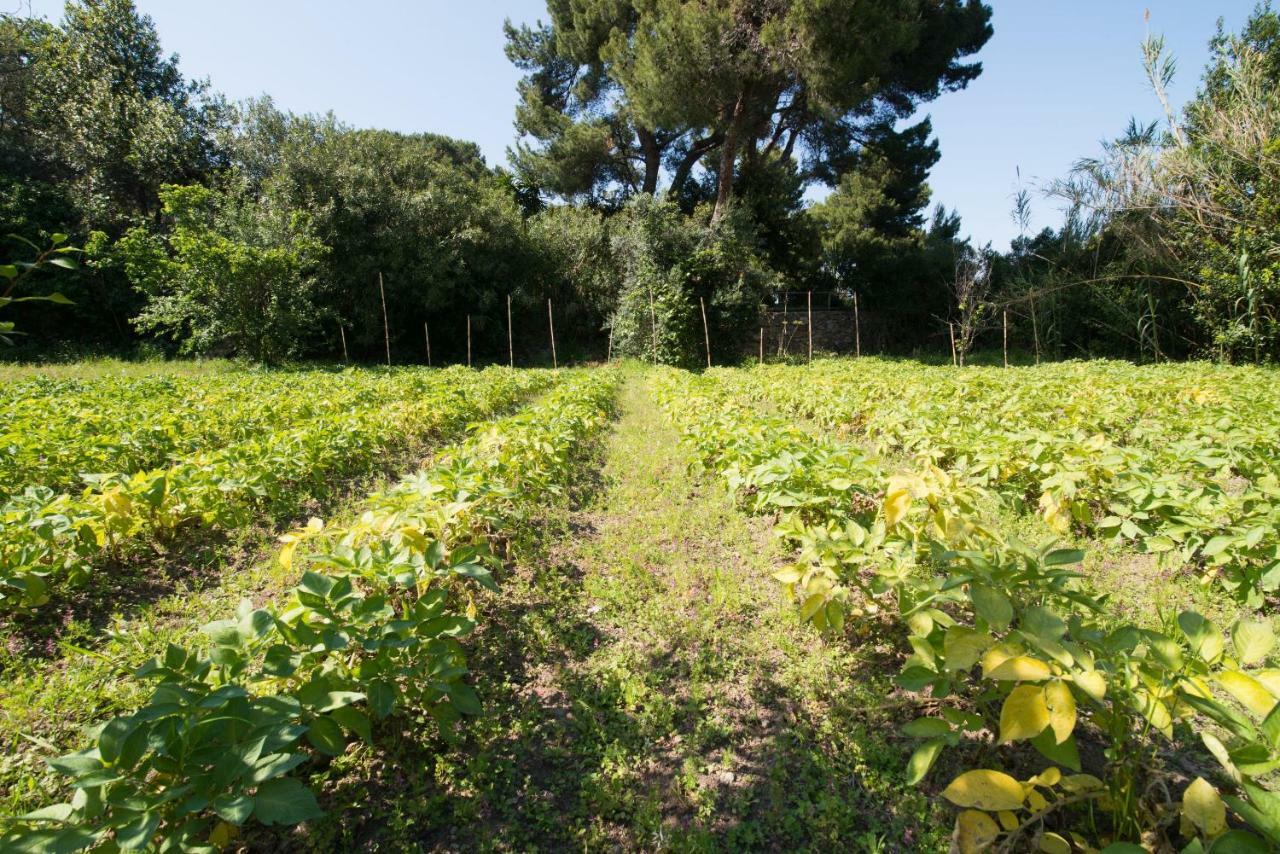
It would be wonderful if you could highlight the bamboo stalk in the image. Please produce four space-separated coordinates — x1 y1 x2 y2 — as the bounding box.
378 272 390 367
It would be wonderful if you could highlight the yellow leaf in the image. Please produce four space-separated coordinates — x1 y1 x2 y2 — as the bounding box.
1044 680 1077 744
1027 789 1048 811
1217 670 1279 718
1039 832 1071 854
1255 668 1280 697
955 810 1001 854
884 488 911 528
943 770 1027 811
1233 619 1275 666
945 627 994 672
1059 774 1103 794
987 656 1053 682
1030 767 1062 787
279 540 298 570
1182 777 1227 839
1135 688 1174 738
997 810 1019 831
1039 491 1070 534
1000 685 1050 743
1071 669 1106 701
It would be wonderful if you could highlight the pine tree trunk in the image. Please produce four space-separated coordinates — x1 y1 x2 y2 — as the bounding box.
712 92 747 223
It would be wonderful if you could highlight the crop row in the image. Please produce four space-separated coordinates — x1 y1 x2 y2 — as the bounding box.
717 360 1280 607
0 368 448 498
1 369 619 852
0 366 557 614
653 367 1280 853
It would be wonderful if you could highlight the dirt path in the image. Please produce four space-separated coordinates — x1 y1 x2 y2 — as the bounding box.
320 373 947 852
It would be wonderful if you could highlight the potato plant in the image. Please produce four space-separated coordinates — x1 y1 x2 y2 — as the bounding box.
653 366 1280 852
0 366 556 614
1 370 618 851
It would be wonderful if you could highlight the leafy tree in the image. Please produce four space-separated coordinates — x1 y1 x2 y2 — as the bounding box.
609 195 771 367
116 184 325 362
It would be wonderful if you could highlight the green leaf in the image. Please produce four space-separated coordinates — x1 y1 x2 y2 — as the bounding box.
906 738 945 786
115 810 160 850
1030 728 1082 771
902 717 951 738
970 584 1013 631
306 715 347 756
213 793 254 825
330 705 372 743
1043 549 1085 566
448 683 482 716
1207 831 1269 853
252 777 323 826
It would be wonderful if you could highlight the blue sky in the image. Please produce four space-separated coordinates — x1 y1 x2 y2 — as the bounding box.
23 0 1263 249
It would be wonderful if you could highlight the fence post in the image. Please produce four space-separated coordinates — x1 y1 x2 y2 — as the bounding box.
1003 310 1009 368
466 314 472 368
758 325 764 366
338 324 348 364
1030 291 1041 365
378 272 391 367
507 294 514 368
853 292 861 358
607 326 613 362
424 321 431 367
547 298 557 369
700 296 712 369
807 290 813 364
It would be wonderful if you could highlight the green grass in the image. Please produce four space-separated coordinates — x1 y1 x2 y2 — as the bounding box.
300 372 947 851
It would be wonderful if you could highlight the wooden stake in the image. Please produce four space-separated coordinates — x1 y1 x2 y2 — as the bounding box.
807 290 813 363
506 294 514 368
338 324 348 364
424 321 431 367
466 314 472 368
647 284 658 364
547 298 557 369
699 296 712 369
1030 290 1041 365
378 272 391 367
853 292 861 357
606 326 613 362
949 322 958 367
758 326 764 365
1003 310 1009 368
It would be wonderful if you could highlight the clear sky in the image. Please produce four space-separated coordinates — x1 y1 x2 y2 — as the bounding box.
18 0 1264 249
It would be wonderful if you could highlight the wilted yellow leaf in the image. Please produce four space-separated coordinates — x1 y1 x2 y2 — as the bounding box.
1233 619 1275 666
1043 680 1077 743
986 656 1053 682
1182 777 1226 839
1000 685 1050 743
955 810 1000 854
1039 832 1071 854
1071 669 1106 701
943 770 1026 811
884 488 912 528
1217 670 1279 718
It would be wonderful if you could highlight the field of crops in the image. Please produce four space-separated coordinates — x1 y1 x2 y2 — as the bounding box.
2 357 1279 852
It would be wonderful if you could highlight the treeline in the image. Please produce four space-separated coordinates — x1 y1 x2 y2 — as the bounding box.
2 0 1277 366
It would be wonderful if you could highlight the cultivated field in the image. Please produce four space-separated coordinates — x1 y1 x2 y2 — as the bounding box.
1 358 1278 852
